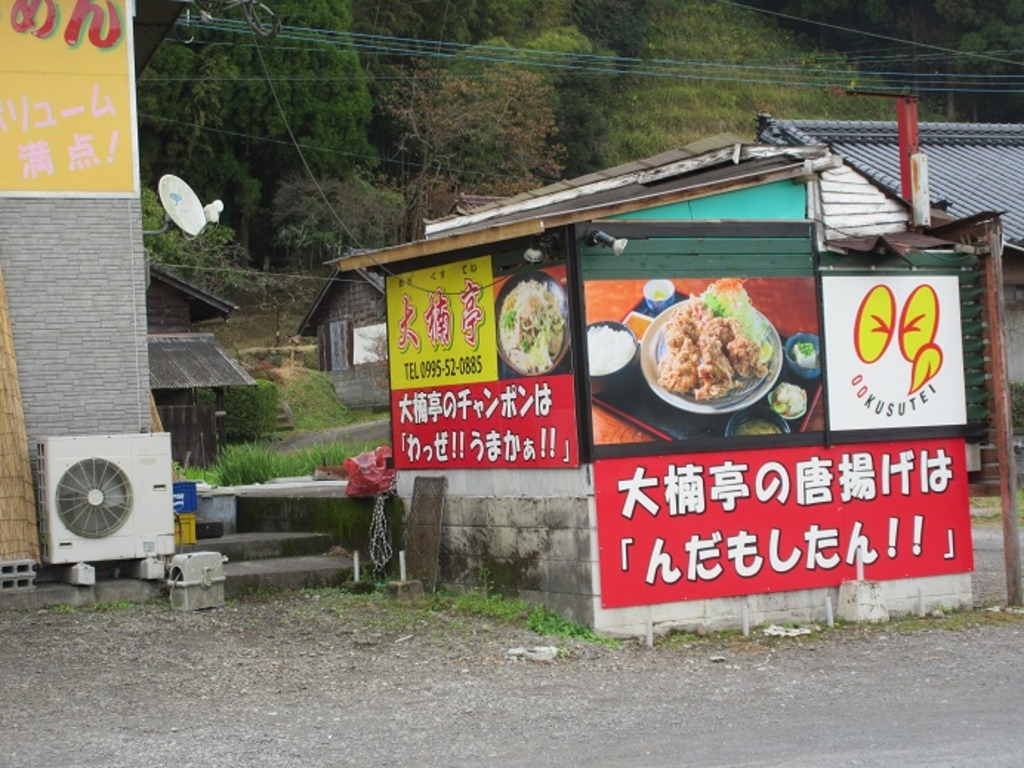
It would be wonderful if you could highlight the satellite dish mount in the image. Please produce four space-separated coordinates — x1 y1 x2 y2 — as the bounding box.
145 174 224 239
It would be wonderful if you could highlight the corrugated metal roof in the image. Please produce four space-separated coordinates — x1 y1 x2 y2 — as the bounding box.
331 144 835 272
149 335 256 390
758 117 1024 243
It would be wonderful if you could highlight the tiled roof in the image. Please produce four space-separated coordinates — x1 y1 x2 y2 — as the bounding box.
149 335 256 390
757 116 1024 243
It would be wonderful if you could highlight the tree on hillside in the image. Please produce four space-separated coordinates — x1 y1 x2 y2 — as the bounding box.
754 0 1024 121
386 62 565 240
526 25 616 177
272 176 405 269
137 0 375 269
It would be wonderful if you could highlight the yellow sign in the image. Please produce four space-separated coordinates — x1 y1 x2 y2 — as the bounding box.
0 0 138 195
386 255 498 390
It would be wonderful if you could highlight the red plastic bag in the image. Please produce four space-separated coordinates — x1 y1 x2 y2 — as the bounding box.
344 445 395 497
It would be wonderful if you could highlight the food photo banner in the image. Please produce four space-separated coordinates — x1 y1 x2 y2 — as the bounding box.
386 257 579 469
594 438 973 608
822 275 967 431
1 0 138 195
583 276 823 454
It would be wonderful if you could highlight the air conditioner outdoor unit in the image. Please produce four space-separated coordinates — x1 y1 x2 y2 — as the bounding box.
36 434 176 566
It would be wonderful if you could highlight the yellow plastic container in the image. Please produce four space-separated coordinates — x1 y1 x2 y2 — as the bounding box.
175 513 197 546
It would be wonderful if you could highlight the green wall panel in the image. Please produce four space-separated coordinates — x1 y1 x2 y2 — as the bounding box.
612 180 806 222
581 238 814 280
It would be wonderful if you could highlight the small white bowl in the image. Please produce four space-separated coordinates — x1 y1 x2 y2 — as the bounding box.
768 383 808 420
643 279 675 313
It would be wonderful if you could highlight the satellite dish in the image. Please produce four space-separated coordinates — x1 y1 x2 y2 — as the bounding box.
158 174 209 238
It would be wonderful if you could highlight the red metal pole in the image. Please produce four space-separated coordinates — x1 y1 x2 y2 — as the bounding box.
896 96 919 202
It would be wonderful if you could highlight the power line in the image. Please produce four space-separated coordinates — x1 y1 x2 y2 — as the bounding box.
168 16 1024 94
715 0 1024 70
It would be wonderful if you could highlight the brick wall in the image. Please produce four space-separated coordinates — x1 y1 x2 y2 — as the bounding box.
0 197 150 445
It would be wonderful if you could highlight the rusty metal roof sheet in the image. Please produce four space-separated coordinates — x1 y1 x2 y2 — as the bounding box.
826 231 960 257
149 335 256 390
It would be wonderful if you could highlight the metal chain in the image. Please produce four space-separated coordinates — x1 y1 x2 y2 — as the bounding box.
369 477 396 581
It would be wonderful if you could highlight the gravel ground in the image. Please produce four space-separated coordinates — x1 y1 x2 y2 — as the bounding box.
3 521 1024 768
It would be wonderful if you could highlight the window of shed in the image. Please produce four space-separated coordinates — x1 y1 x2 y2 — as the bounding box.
354 323 387 365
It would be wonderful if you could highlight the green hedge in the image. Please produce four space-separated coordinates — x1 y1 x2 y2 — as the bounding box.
226 380 279 442
1012 382 1024 431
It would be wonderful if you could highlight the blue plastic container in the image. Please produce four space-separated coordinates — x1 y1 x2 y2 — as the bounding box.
173 481 198 514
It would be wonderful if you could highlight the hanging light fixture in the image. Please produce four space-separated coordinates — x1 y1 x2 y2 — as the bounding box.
523 245 545 263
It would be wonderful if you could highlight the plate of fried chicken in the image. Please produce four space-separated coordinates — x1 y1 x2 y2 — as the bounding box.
639 290 782 415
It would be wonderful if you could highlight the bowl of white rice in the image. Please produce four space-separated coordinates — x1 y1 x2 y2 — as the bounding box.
587 321 639 396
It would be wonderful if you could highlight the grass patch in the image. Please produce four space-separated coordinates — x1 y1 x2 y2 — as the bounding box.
92 600 138 611
187 439 373 486
524 605 618 646
294 585 620 646
439 590 619 646
277 365 354 432
970 493 1024 527
884 606 1024 631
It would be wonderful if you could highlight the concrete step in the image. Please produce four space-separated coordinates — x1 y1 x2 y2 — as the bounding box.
0 551 356 611
177 532 334 562
223 554 354 597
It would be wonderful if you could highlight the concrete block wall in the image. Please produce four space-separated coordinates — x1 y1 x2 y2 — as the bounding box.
398 467 596 625
330 366 388 410
0 197 150 445
398 466 974 637
591 571 973 638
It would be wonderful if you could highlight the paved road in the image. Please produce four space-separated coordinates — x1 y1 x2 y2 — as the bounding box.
271 417 391 453
2 522 1023 767
970 523 1023 606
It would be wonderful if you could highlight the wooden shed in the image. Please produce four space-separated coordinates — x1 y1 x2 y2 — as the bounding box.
147 265 255 467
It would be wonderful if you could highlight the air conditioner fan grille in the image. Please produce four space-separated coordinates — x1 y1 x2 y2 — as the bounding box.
56 458 133 538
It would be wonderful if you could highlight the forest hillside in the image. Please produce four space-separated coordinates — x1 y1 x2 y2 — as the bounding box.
139 0 1020 327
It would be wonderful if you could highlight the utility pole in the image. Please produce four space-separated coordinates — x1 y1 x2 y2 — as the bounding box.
847 89 1021 605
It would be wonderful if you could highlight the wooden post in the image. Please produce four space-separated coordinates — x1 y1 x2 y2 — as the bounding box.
982 222 1022 605
215 387 227 460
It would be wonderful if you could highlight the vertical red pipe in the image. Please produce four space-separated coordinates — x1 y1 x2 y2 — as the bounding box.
896 96 919 201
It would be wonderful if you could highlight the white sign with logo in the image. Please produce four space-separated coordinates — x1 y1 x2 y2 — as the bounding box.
822 275 966 431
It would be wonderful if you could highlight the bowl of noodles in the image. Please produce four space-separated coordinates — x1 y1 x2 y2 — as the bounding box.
495 270 570 377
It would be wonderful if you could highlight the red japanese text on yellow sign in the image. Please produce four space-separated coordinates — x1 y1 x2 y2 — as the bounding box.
386 255 498 390
1 0 138 195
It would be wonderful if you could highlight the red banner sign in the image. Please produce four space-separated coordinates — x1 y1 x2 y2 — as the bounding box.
392 374 579 469
595 438 972 608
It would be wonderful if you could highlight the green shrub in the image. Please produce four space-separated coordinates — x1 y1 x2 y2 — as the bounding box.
1012 382 1024 431
215 443 289 486
212 440 372 486
226 380 279 442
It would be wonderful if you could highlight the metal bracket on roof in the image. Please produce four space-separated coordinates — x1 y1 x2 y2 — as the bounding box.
194 1 282 39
